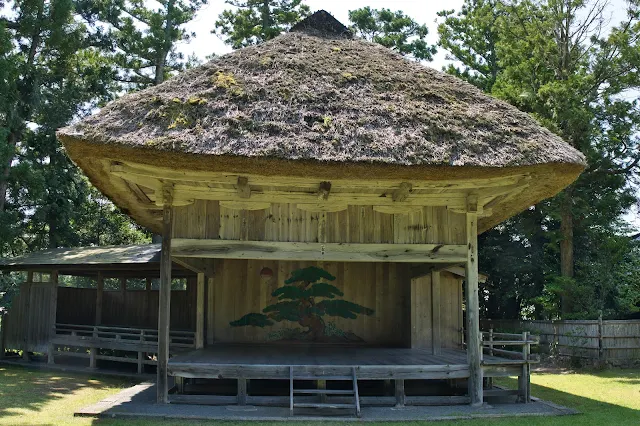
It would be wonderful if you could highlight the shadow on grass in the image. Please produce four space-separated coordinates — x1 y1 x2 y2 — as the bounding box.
0 364 135 426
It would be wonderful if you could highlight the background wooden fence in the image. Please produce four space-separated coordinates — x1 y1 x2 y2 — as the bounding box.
481 319 640 365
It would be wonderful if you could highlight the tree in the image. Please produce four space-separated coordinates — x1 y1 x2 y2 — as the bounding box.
87 0 207 88
230 266 374 341
438 0 640 319
214 0 310 49
349 7 437 61
437 0 502 91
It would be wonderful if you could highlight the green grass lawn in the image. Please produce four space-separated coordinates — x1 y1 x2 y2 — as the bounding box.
0 365 638 425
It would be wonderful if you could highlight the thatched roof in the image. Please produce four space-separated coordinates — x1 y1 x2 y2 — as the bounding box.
57 11 585 233
58 11 584 169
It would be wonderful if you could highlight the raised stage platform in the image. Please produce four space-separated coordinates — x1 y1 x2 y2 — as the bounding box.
168 344 527 380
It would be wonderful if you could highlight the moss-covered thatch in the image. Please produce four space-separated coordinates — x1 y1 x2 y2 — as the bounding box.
56 11 585 233
58 11 584 169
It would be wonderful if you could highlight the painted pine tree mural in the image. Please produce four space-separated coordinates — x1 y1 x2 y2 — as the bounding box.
230 266 374 342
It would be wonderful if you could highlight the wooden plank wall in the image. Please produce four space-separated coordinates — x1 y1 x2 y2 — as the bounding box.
3 280 198 352
409 271 463 349
3 282 54 353
206 260 464 348
57 287 96 324
172 201 467 244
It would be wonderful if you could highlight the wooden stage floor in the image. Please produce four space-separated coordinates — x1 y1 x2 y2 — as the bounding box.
168 344 521 380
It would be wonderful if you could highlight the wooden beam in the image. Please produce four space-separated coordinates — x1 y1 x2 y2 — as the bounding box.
171 239 468 263
47 270 58 365
431 270 441 356
172 257 214 278
317 181 331 200
195 273 205 349
392 182 412 202
236 176 251 199
157 183 173 404
465 210 483 406
114 160 528 190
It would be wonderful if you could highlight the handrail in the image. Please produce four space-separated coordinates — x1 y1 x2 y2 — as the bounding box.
54 323 196 348
481 329 538 363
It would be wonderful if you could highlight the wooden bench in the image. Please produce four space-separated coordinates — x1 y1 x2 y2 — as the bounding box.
50 323 195 374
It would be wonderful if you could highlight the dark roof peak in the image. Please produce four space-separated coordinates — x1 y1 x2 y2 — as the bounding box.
290 10 352 38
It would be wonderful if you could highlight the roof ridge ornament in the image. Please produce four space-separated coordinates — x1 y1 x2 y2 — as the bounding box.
290 10 353 39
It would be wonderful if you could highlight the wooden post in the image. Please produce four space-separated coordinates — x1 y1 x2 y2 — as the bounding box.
489 329 494 356
145 277 152 327
237 378 247 405
23 271 33 361
195 273 205 349
89 326 97 369
395 379 405 407
138 329 144 374
465 203 483 406
90 272 103 369
47 270 58 365
431 270 441 355
519 331 530 403
206 277 215 345
157 183 173 404
95 272 104 326
0 313 6 359
598 312 604 363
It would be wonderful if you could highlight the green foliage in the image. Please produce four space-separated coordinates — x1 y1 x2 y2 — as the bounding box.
231 266 374 340
437 0 501 91
92 0 207 88
0 1 150 305
214 0 311 48
230 312 274 327
439 0 640 319
349 7 437 61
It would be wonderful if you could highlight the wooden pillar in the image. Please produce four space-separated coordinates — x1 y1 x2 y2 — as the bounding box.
431 270 441 355
95 272 104 325
157 183 173 404
145 277 152 327
195 273 205 349
465 203 483 406
47 270 58 365
206 277 215 345
23 271 33 361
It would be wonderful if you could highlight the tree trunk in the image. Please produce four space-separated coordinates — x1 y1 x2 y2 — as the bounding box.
559 189 574 315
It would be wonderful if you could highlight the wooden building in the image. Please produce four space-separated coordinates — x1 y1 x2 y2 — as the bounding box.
54 10 585 415
0 245 198 372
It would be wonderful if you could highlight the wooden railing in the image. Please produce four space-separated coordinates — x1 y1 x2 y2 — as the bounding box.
481 329 540 403
50 323 196 373
481 329 539 363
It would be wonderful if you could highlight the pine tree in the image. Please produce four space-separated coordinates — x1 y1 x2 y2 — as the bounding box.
349 7 437 61
214 0 310 48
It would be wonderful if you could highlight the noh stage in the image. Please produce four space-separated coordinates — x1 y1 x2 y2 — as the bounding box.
167 342 536 412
